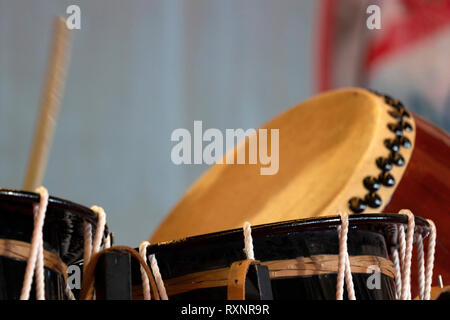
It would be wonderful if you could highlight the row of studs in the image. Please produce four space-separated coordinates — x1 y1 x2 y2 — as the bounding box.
348 91 413 213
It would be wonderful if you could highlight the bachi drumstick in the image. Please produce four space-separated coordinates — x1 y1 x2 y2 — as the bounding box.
23 16 72 191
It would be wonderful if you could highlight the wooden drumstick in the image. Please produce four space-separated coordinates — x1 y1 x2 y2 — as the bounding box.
23 17 72 191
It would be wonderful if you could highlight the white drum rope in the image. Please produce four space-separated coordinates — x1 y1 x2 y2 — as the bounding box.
78 205 107 300
391 247 402 299
65 286 76 300
138 240 169 300
243 221 255 260
344 250 355 300
336 212 356 300
416 234 425 300
398 225 406 268
83 222 92 273
336 230 346 299
424 219 437 300
36 239 45 299
149 252 169 300
90 206 106 255
83 206 107 268
394 225 406 300
139 241 152 300
399 209 415 300
20 186 49 300
104 233 112 249
438 275 443 289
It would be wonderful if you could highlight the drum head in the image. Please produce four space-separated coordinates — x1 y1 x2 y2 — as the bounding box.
151 88 416 242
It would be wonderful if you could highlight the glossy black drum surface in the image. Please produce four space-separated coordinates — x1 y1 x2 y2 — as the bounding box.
0 189 101 300
146 214 430 300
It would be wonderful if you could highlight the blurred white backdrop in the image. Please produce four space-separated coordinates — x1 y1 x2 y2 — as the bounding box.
0 0 316 245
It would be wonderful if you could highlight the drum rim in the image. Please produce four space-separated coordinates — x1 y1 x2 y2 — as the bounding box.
0 188 98 225
0 188 105 264
149 213 430 253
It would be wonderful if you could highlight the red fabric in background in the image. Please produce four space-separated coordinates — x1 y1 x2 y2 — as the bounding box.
317 0 338 92
365 0 450 73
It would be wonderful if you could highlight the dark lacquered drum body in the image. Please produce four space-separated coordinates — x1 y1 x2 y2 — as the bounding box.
143 214 430 300
0 189 100 300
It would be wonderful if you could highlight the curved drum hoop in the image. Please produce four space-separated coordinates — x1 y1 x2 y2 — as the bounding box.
0 189 103 300
139 214 431 300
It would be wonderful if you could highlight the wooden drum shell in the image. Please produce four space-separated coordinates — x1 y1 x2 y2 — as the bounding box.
384 114 450 294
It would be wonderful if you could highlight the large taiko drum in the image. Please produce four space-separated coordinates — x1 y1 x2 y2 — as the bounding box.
0 189 107 300
150 88 450 299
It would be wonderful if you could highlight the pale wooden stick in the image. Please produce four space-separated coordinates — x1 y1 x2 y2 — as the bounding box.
23 17 72 191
